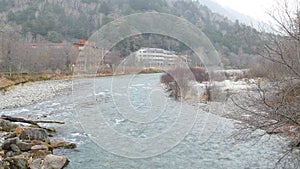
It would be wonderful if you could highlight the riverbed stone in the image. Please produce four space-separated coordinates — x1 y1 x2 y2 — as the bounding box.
31 145 49 152
10 144 21 153
5 151 14 157
31 145 50 159
28 158 42 169
1 137 18 150
3 132 17 139
41 154 69 169
14 126 24 135
31 140 54 152
5 156 29 169
0 132 9 145
19 128 50 143
0 151 5 157
0 119 18 132
32 150 51 159
50 138 76 149
15 152 31 159
16 140 33 152
0 160 9 169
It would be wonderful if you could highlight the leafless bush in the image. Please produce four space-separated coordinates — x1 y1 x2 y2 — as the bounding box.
231 0 300 166
161 67 208 99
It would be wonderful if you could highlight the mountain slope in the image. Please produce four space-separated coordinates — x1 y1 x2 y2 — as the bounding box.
198 0 258 26
1 0 263 68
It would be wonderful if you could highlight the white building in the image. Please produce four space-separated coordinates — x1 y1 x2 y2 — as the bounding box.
135 48 180 67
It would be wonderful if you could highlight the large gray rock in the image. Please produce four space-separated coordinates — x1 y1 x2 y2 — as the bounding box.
28 158 43 169
31 145 51 159
1 137 18 150
0 160 10 168
19 128 50 143
5 157 29 169
1 137 34 152
42 154 69 169
16 140 33 151
10 144 21 153
0 119 18 132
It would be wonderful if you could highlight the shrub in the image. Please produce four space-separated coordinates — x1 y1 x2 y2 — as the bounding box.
161 67 208 99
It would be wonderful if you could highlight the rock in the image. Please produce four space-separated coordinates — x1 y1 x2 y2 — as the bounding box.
0 151 5 157
10 144 21 153
42 154 69 169
15 152 31 159
31 140 54 152
50 138 76 149
31 145 49 152
2 137 34 152
0 132 9 145
1 137 18 150
19 128 50 143
0 160 9 169
6 132 17 139
32 150 51 159
15 126 24 135
31 145 50 159
0 119 18 132
47 127 56 133
5 151 14 157
28 158 42 169
5 157 29 169
16 140 33 152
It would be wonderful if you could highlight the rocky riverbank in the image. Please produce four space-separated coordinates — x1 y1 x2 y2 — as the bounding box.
0 79 72 110
0 118 76 169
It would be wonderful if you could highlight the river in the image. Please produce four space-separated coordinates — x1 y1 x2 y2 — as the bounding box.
0 73 289 169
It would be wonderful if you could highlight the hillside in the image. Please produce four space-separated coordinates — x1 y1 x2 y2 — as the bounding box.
0 0 264 68
198 0 259 26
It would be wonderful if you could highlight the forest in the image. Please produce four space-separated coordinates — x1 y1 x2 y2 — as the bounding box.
0 0 263 75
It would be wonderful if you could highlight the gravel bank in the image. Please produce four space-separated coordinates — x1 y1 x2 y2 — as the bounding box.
0 79 72 109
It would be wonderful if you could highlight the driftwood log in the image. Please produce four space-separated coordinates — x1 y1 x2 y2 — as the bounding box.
0 115 64 130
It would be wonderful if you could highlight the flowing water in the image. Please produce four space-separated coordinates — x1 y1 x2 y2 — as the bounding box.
0 73 289 169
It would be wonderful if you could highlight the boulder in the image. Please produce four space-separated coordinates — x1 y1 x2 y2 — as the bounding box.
10 144 21 153
31 145 50 159
5 157 29 169
15 126 24 135
1 136 35 152
1 137 18 150
3 132 17 139
0 132 10 144
14 152 31 159
16 140 33 152
19 128 50 143
0 151 5 157
31 140 54 152
42 154 69 169
50 138 76 149
0 160 9 169
28 158 43 169
32 150 51 159
0 119 18 132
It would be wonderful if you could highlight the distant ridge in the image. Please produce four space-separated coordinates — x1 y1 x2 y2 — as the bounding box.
198 0 261 27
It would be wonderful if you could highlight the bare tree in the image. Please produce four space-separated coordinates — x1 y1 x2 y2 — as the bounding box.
230 0 300 167
0 25 24 76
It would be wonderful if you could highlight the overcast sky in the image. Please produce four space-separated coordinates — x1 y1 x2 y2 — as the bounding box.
212 0 278 22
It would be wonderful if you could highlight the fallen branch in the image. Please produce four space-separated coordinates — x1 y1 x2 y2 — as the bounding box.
0 115 65 126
